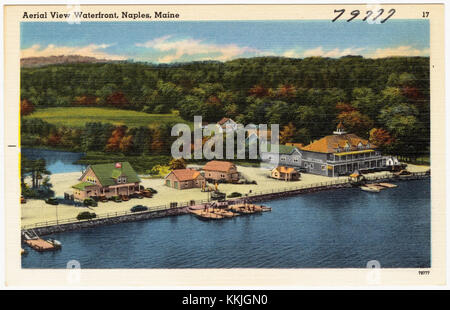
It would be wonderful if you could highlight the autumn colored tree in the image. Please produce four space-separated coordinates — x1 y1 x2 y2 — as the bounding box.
369 128 394 149
169 158 187 170
337 110 374 137
401 86 421 100
248 85 268 98
20 99 35 116
336 102 356 113
106 126 127 152
277 84 296 99
46 132 62 147
150 129 165 153
106 92 129 108
73 95 98 106
280 122 297 144
119 135 133 153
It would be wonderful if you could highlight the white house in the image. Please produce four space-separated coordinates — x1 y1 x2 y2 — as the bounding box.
217 117 238 132
260 144 302 167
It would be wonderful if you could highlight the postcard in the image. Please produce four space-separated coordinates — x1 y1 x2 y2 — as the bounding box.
3 3 446 287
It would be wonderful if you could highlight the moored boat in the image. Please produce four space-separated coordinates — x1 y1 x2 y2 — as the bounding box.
378 182 398 188
360 186 380 193
46 238 62 249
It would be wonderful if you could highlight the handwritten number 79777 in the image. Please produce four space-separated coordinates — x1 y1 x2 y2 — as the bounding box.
332 9 396 23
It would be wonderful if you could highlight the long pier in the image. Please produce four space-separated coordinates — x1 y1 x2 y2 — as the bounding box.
21 171 429 236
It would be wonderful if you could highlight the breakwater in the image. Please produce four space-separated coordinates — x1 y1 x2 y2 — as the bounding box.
24 207 188 237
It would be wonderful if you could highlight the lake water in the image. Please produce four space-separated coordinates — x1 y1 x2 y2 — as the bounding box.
22 148 86 174
22 179 430 269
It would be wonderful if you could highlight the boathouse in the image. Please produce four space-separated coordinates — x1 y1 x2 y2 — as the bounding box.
72 162 141 200
164 168 206 190
300 122 386 177
203 160 239 183
271 166 300 181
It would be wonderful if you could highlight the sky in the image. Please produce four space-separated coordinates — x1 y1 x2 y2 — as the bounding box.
20 20 429 63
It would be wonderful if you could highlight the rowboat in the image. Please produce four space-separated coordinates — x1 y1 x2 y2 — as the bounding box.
360 186 380 193
378 182 398 188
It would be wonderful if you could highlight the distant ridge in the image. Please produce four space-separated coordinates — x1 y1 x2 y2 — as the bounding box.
20 55 121 68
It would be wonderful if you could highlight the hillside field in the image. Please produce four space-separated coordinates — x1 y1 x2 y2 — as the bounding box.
24 107 191 128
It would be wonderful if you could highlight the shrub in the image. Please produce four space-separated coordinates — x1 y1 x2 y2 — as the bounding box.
76 211 97 220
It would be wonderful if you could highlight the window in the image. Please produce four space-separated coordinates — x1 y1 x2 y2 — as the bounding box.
304 163 308 168
310 163 314 168
321 165 326 171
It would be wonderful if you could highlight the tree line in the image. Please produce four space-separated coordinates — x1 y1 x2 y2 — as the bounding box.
21 56 430 159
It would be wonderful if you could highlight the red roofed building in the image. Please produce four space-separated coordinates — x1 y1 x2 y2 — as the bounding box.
203 160 239 183
164 168 206 190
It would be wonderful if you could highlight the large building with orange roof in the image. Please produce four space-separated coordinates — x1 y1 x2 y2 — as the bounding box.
299 123 386 177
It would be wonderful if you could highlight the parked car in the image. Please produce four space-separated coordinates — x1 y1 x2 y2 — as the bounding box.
83 198 98 207
130 205 148 212
129 193 144 199
141 190 153 198
146 187 158 194
112 196 122 203
76 211 97 220
45 197 59 205
99 196 108 202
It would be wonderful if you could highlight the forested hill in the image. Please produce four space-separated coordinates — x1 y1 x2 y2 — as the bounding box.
21 56 430 158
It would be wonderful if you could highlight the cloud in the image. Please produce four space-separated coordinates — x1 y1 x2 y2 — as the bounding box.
302 46 366 58
367 46 430 58
136 35 261 63
282 49 301 58
21 43 127 60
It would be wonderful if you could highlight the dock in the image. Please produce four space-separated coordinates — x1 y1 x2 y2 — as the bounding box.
25 238 60 252
189 209 226 220
188 202 271 221
22 229 61 252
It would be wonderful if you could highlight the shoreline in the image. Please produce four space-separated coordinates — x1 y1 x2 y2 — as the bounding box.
22 172 430 237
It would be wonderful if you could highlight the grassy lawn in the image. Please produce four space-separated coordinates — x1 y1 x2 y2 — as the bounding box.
24 107 191 128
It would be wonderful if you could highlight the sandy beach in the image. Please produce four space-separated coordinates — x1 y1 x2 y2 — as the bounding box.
21 164 430 227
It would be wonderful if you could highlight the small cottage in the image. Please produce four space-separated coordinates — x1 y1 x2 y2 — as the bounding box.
164 168 206 190
271 166 300 181
203 160 239 183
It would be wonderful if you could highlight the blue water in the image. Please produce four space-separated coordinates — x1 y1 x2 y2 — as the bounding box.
22 148 86 174
22 179 430 268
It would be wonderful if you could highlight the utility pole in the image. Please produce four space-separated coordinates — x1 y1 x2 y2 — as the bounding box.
55 203 59 225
